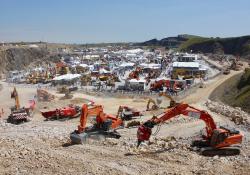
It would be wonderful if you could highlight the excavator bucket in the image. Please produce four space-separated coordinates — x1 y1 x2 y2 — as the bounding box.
70 131 89 144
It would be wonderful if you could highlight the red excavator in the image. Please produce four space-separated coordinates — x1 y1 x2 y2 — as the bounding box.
128 67 142 80
137 103 243 156
70 104 124 144
41 104 81 120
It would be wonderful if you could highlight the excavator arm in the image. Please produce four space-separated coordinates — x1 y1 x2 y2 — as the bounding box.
71 104 123 144
146 98 159 111
159 92 177 107
146 92 177 111
77 104 123 133
77 104 104 133
11 87 20 110
137 102 243 156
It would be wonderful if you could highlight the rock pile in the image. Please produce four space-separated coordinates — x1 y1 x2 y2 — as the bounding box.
205 100 250 125
0 120 11 127
121 136 191 153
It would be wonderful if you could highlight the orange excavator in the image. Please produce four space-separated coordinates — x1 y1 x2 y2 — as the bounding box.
137 103 243 156
70 104 124 144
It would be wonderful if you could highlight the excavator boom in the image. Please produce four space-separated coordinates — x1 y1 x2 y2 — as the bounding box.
137 102 243 156
146 92 176 111
11 87 20 110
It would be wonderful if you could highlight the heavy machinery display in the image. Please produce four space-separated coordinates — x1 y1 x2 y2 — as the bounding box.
41 104 81 120
57 85 77 99
128 67 142 80
80 74 92 86
146 92 176 111
7 87 36 124
70 104 123 144
150 79 186 92
117 105 142 120
150 79 167 91
137 102 243 156
26 71 53 84
37 88 55 102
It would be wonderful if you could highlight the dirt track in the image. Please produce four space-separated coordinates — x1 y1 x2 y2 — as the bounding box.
0 68 250 175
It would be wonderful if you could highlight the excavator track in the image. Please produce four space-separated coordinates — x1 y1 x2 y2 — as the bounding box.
70 129 121 144
201 147 240 156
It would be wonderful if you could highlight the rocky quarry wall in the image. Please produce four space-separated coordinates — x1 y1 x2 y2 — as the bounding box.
205 100 250 126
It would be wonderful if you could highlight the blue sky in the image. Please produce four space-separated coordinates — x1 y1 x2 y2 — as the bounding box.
0 0 249 43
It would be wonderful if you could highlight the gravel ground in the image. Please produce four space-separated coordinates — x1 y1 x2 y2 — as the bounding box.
0 67 250 175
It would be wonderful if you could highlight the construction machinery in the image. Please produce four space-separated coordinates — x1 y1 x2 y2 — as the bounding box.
145 70 161 81
70 104 123 144
57 85 77 99
150 79 171 92
128 67 142 80
80 74 92 86
41 104 81 120
146 92 176 111
150 80 165 91
37 88 55 102
224 57 243 74
7 87 36 124
223 68 231 75
117 105 142 121
137 102 243 156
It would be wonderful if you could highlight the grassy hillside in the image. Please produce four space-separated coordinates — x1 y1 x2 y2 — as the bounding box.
179 37 210 50
140 35 250 57
138 34 200 48
181 36 250 56
210 68 250 113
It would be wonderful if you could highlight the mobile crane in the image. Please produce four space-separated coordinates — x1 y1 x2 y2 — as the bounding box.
137 103 243 156
70 104 124 144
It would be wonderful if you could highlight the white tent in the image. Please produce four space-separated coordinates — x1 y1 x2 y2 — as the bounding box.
99 68 111 74
129 79 146 83
79 64 88 68
119 62 135 67
140 63 161 69
172 62 199 68
53 74 81 81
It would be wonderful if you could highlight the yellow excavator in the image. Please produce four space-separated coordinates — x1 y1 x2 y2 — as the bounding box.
146 92 176 111
8 87 35 124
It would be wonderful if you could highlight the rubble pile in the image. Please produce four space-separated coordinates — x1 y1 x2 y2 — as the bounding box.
166 115 197 124
0 120 11 127
205 100 250 125
120 136 191 153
